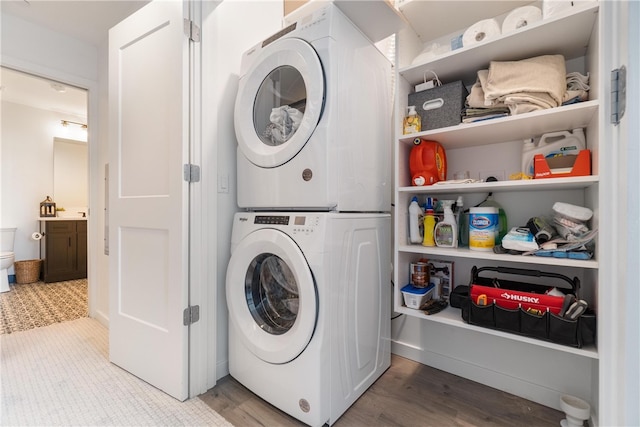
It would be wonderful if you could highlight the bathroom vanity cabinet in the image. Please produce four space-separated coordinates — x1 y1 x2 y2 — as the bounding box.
39 219 87 283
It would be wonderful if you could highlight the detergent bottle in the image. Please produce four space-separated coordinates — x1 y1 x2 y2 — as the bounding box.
410 138 447 186
408 197 423 244
422 197 437 247
521 128 586 178
478 193 508 245
434 200 458 248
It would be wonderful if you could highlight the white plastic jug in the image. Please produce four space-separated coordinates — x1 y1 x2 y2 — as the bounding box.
521 128 586 177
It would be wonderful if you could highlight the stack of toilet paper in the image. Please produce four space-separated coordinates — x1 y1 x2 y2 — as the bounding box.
462 5 543 47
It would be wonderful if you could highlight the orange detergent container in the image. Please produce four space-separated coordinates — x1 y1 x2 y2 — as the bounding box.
410 138 447 186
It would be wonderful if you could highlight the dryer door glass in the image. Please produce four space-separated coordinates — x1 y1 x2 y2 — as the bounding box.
245 253 299 335
254 66 306 147
234 38 324 168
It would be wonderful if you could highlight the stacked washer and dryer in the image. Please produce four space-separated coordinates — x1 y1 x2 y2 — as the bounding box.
226 5 392 426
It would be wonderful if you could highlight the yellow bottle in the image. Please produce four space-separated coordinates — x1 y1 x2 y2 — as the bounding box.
422 197 436 247
403 105 421 135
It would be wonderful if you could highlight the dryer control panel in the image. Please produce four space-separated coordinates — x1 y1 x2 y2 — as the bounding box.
254 215 290 225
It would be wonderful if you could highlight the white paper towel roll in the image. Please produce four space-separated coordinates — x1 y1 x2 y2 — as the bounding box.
462 19 501 47
31 232 43 241
502 6 542 33
543 0 575 19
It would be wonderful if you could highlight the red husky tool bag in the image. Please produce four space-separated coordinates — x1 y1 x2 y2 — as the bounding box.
461 266 596 348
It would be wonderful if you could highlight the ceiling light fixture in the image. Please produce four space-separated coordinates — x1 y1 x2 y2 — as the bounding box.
51 82 67 93
61 120 88 129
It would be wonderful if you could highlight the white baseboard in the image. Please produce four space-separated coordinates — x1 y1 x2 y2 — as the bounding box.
92 310 109 329
216 359 229 381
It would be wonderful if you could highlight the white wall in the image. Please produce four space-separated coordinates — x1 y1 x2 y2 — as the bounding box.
202 0 284 381
0 14 98 83
1 101 87 267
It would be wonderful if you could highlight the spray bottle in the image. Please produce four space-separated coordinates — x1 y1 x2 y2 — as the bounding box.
456 196 468 247
422 197 436 247
408 197 423 244
434 200 458 248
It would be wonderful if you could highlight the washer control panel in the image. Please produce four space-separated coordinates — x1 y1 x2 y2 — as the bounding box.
253 214 319 235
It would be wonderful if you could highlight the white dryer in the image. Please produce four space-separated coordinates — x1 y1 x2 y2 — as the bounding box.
234 4 392 212
226 212 390 426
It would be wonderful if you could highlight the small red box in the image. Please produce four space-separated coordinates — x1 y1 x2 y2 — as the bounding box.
534 149 591 179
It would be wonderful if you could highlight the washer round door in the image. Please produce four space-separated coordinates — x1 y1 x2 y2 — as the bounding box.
226 228 318 364
234 37 325 168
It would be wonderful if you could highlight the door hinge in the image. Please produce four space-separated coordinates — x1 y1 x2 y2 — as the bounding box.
184 19 201 42
611 65 626 125
183 164 200 183
183 305 200 326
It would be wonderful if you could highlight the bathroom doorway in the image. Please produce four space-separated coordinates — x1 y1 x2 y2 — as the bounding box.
0 66 91 329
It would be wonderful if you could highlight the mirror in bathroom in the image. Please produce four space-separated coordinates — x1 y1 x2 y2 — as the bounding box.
53 137 88 215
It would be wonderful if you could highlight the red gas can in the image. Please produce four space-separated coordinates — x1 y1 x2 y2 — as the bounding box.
409 138 447 186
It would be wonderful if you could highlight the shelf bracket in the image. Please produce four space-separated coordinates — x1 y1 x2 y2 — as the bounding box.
611 66 626 125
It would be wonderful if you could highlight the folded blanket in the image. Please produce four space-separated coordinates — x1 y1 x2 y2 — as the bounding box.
484 54 566 107
466 70 507 109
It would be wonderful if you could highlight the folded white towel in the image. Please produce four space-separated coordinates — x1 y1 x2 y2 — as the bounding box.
466 70 508 109
566 71 590 91
484 54 567 108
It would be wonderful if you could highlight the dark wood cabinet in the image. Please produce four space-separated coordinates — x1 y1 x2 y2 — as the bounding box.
40 220 87 283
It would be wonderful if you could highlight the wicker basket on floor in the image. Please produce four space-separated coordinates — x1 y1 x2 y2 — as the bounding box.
14 259 42 284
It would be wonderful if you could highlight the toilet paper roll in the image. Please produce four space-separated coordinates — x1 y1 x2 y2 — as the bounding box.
462 19 501 47
31 232 43 241
543 0 574 19
502 6 542 33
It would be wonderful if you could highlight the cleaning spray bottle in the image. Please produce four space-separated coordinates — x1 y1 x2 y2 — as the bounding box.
422 197 436 247
434 200 458 248
408 197 423 244
479 193 508 245
456 196 468 247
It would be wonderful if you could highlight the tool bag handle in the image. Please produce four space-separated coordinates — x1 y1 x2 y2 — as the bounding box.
472 266 580 294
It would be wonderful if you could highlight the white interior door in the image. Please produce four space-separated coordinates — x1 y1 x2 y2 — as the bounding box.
108 0 190 400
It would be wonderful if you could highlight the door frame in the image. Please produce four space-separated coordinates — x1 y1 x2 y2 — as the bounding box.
0 56 100 321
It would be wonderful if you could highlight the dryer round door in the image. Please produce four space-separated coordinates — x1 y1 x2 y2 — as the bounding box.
226 228 318 364
234 37 325 168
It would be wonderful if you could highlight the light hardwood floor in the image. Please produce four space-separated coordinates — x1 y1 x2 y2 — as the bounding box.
200 354 565 426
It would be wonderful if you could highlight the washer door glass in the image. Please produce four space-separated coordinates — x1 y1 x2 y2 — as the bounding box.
234 38 324 168
246 253 299 335
226 229 317 364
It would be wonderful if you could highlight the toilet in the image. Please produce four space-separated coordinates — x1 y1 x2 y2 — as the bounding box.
1 227 17 293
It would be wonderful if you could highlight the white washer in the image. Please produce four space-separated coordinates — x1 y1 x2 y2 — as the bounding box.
226 212 390 426
234 4 392 212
